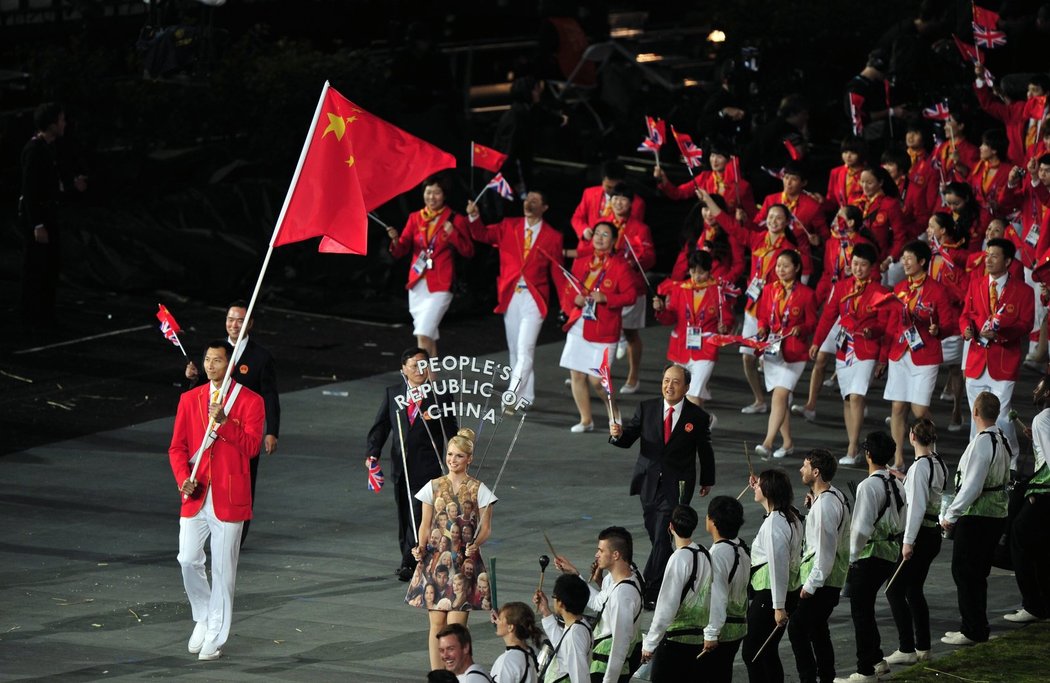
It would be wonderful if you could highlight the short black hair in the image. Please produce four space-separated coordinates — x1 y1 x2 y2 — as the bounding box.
688 249 714 272
663 362 692 386
840 135 867 158
423 173 451 196
598 526 633 563
228 299 248 310
862 431 896 466
987 237 1017 261
552 573 589 615
805 449 838 482
33 102 63 131
851 242 879 266
528 188 549 206
671 504 699 538
902 240 932 267
401 347 428 365
782 160 808 180
205 340 234 362
427 670 459 683
707 495 745 538
705 192 729 212
609 182 633 200
601 160 627 181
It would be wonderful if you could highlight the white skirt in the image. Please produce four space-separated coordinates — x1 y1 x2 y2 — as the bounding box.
739 312 759 356
408 282 453 340
621 294 647 330
883 352 938 406
763 355 806 392
560 319 616 375
818 319 842 355
682 358 716 400
941 335 962 365
836 358 876 398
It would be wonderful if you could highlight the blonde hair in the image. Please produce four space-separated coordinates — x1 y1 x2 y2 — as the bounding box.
449 427 476 456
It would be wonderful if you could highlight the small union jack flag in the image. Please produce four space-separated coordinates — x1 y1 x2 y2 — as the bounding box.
972 6 1006 48
367 456 384 493
590 347 613 397
637 116 666 154
156 303 182 348
922 101 951 122
671 126 704 169
485 173 516 200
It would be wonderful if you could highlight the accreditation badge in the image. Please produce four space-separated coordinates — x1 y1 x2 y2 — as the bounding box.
903 325 925 351
685 326 704 350
411 250 432 275
745 277 764 301
582 297 598 321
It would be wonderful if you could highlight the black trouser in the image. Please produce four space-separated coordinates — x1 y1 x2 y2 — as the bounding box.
951 515 1004 642
742 587 798 683
847 556 895 675
239 452 262 546
698 637 741 683
1011 494 1050 618
651 638 702 682
19 230 60 324
886 524 942 652
641 494 674 599
788 585 841 683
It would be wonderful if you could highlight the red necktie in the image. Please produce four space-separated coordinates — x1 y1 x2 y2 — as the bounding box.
408 399 419 425
664 406 673 444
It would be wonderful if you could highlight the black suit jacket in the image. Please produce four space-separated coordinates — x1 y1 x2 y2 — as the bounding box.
365 381 458 491
610 398 715 506
192 338 280 438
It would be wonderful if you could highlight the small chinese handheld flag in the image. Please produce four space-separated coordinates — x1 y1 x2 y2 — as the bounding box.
272 83 456 255
471 142 508 173
590 347 614 398
782 138 802 161
156 304 182 348
848 92 865 136
367 456 384 493
972 6 1006 48
670 126 704 170
1023 95 1047 121
953 34 983 65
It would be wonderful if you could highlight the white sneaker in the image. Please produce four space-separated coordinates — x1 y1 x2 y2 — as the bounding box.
833 673 877 683
839 453 864 466
884 649 917 665
1004 608 1045 623
570 422 594 433
187 621 207 654
941 631 977 646
620 382 639 394
198 639 222 661
708 413 718 430
741 402 768 414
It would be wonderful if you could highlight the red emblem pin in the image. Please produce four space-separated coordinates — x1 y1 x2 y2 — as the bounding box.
604 279 614 288
791 306 801 316
239 364 249 374
684 422 694 433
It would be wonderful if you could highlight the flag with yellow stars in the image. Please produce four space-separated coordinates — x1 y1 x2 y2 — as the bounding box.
273 82 456 254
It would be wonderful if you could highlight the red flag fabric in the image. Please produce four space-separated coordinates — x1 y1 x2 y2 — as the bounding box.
590 347 614 397
1023 95 1047 121
671 126 704 169
782 139 802 161
848 92 866 136
953 34 983 65
1032 253 1050 285
637 116 666 154
273 84 456 254
972 2 1006 46
156 304 182 347
471 142 508 173
972 5 1000 28
870 290 902 309
367 456 384 493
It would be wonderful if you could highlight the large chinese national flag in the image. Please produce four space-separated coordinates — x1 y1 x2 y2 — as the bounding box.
273 83 457 254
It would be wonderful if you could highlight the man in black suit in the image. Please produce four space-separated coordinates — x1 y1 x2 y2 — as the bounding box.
609 364 716 605
366 347 458 581
185 301 280 546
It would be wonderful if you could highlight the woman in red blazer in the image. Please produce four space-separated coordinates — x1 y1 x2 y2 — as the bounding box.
387 175 475 358
856 165 909 269
753 250 817 460
968 129 1017 235
667 192 745 285
559 221 637 432
926 212 971 431
653 250 733 411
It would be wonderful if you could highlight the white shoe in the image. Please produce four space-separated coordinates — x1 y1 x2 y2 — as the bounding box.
884 649 917 665
884 416 892 426
564 377 571 386
1024 359 1044 372
823 374 837 388
940 388 952 401
947 417 968 432
570 422 594 433
187 621 207 654
941 631 977 646
790 404 817 421
708 412 718 430
833 673 877 683
741 402 768 414
620 383 639 394
874 660 890 676
773 446 794 459
839 453 864 466
616 341 627 360
198 639 222 661
755 444 771 459
1004 608 1045 623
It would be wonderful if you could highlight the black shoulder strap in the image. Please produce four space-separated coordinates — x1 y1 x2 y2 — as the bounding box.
505 646 537 683
873 471 904 525
715 538 749 584
819 488 850 531
678 545 711 607
466 670 494 682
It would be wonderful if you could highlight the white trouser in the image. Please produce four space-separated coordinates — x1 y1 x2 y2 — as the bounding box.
504 289 543 404
965 370 1019 468
178 487 243 650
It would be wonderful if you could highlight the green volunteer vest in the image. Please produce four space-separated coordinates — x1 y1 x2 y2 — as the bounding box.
957 430 1009 518
1028 462 1050 496
799 490 850 589
665 547 712 645
918 455 949 528
590 579 642 677
715 539 748 642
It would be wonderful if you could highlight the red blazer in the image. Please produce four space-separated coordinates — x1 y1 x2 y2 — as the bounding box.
169 380 265 521
755 281 817 362
998 181 1048 267
576 217 655 295
884 276 957 366
826 165 865 209
857 193 909 260
966 248 1025 287
816 231 876 304
933 138 980 183
390 208 474 292
716 212 812 290
969 161 1015 232
960 273 1035 380
469 217 567 317
669 228 746 285
814 277 891 362
975 84 1038 166
659 169 758 220
906 152 942 224
560 254 637 342
655 279 734 363
756 191 829 241
570 185 646 238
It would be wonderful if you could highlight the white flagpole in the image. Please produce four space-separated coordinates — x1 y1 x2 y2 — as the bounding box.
184 81 332 493
472 184 491 205
171 330 189 358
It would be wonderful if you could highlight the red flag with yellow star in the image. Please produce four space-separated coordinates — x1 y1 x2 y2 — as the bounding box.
273 83 456 254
